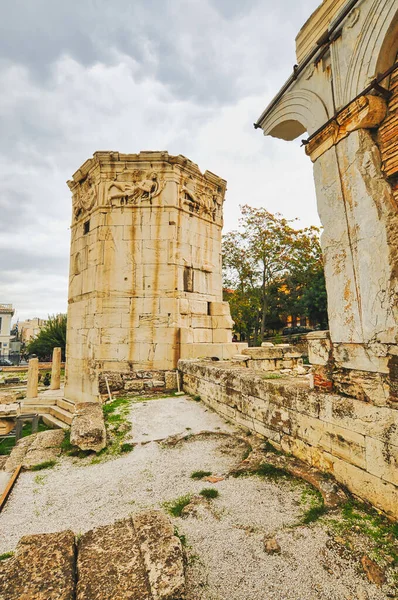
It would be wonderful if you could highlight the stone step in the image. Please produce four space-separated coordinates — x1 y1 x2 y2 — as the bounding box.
41 413 69 430
20 404 51 415
49 405 74 425
56 397 75 413
23 398 55 406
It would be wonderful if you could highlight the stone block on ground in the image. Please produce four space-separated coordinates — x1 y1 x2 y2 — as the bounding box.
76 519 152 600
0 530 76 600
0 391 18 404
4 435 36 472
133 510 186 600
70 402 106 453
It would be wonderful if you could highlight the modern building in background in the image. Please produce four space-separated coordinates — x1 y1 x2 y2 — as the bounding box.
18 318 47 343
0 304 15 358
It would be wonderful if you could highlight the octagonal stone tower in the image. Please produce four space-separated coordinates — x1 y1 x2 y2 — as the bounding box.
65 151 246 403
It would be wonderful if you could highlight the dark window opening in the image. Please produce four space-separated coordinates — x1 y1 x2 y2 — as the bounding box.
83 220 90 235
183 267 194 292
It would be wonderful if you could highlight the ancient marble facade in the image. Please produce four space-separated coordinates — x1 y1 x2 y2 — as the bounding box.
65 151 245 403
256 0 398 404
254 0 398 514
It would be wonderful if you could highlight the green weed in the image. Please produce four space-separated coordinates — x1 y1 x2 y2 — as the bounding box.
193 395 201 402
174 526 187 547
0 552 14 561
120 442 134 453
164 494 192 517
255 462 292 480
191 470 212 480
199 488 219 499
31 460 56 471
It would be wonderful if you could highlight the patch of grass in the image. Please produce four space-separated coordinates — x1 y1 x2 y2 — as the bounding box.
120 442 134 453
261 373 283 379
255 462 292 480
263 441 282 455
164 494 192 517
302 504 327 524
330 500 398 565
193 395 201 402
34 473 46 485
0 420 51 456
191 470 212 480
0 552 13 561
174 526 187 547
298 486 326 524
199 488 219 499
30 460 57 471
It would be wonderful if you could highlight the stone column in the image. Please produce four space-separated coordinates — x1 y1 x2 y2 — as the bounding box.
50 347 62 390
26 357 39 399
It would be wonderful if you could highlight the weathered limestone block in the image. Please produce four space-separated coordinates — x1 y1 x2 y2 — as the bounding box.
70 402 106 452
208 301 231 316
164 371 177 390
22 429 64 470
242 347 284 360
1 530 76 600
132 510 186 600
0 391 18 404
4 435 35 472
125 380 145 392
77 519 152 600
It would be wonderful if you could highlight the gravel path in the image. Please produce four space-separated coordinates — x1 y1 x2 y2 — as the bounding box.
0 395 389 599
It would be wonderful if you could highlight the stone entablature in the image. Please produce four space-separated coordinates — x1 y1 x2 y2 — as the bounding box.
179 359 398 520
65 151 246 403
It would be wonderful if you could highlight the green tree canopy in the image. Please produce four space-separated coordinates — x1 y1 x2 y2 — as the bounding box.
27 314 67 360
222 205 328 343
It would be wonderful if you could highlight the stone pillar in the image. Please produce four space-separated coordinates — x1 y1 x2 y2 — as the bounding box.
50 347 62 390
26 357 39 399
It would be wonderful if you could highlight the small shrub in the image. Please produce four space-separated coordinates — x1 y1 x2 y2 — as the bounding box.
120 442 134 453
199 488 219 499
302 504 326 524
164 494 192 517
31 460 57 471
0 552 13 561
174 526 187 547
191 470 212 480
255 463 292 480
193 395 201 402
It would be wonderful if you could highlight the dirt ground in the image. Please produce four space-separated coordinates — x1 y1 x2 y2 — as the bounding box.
0 395 396 599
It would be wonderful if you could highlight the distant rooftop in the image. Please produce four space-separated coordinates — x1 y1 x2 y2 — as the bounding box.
0 304 14 315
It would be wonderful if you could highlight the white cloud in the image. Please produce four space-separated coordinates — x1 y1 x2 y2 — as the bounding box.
0 0 321 320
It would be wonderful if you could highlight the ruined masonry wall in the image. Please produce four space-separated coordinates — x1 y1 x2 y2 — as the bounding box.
179 360 398 519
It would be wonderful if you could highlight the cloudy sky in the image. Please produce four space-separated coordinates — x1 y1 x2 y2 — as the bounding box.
0 0 321 322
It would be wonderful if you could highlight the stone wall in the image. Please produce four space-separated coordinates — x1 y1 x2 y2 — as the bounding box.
179 359 398 520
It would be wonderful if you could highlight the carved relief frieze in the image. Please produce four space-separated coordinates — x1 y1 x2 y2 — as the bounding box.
73 175 97 220
180 175 223 222
107 170 165 206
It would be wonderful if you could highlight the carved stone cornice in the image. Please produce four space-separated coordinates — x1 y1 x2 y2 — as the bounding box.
305 94 387 161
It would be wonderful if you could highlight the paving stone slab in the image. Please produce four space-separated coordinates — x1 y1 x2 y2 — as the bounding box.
133 510 186 600
0 530 76 600
76 518 152 600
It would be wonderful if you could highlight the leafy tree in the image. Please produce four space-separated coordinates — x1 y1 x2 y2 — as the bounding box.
223 205 328 343
27 314 67 360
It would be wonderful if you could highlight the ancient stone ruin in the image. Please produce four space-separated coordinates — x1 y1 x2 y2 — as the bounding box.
178 0 398 519
64 151 246 404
